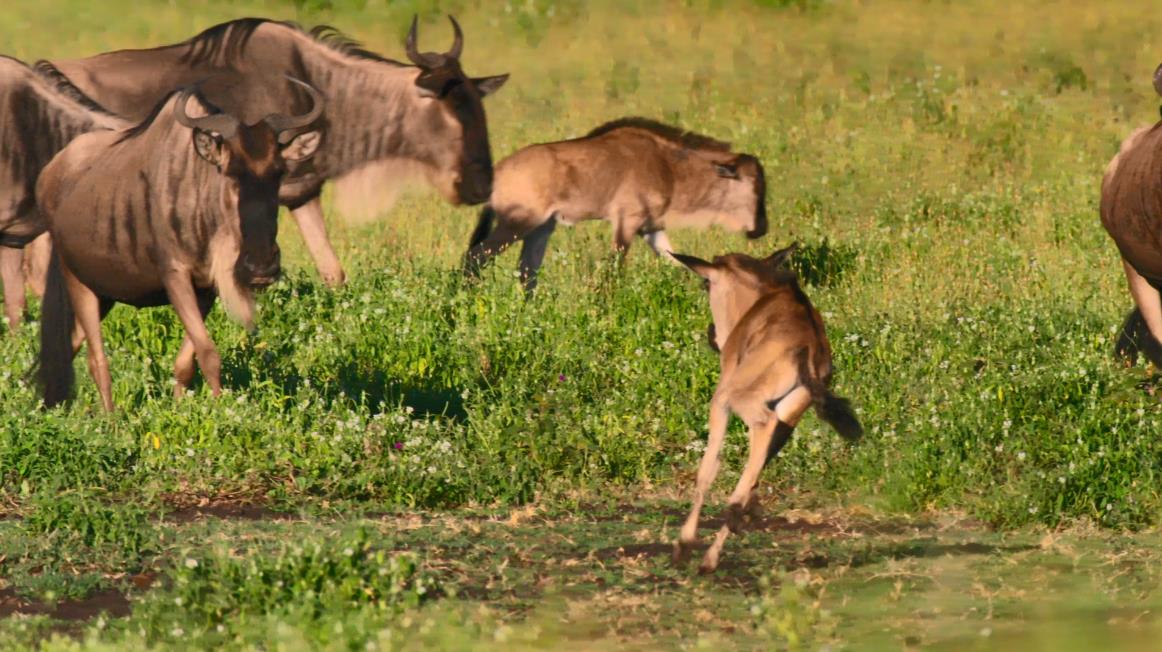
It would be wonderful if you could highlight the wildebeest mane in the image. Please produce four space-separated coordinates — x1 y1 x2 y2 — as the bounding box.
30 60 116 117
173 17 407 67
584 117 732 152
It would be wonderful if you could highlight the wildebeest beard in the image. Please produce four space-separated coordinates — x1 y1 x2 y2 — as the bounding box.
707 322 720 353
234 177 282 288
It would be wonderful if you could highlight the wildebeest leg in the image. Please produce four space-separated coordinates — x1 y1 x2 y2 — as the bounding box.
164 272 222 397
291 198 346 287
173 290 217 399
674 393 731 564
464 221 524 278
1121 259 1162 366
61 266 113 412
518 218 557 293
612 214 647 261
641 230 678 263
1 245 25 333
23 234 52 299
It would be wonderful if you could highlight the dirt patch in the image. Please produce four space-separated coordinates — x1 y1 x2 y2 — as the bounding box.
160 496 293 523
0 587 129 621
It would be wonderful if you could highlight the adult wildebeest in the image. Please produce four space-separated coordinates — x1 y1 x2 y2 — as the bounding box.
669 243 862 573
1102 65 1162 368
0 56 126 332
462 117 767 291
35 80 323 411
3 15 507 322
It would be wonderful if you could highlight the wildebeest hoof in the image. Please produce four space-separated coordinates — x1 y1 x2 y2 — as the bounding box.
698 553 720 574
672 540 693 565
725 503 748 533
322 270 347 287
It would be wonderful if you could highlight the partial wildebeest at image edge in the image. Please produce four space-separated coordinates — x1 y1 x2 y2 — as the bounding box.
0 14 509 326
463 117 767 292
35 79 323 412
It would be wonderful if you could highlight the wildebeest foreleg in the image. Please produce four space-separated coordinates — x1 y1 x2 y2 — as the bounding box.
612 214 646 259
518 219 557 293
1120 259 1162 366
1 245 25 333
291 198 346 287
164 273 222 397
674 393 730 564
173 291 217 398
61 266 113 411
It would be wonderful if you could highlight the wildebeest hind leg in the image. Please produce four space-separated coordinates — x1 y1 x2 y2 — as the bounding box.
699 418 778 574
164 272 222 397
518 219 557 293
61 267 113 411
173 291 217 398
463 221 524 279
641 230 678 263
675 394 730 564
1120 260 1162 367
1 246 25 333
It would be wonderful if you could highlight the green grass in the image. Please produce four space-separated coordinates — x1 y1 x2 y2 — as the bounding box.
2 0 1162 648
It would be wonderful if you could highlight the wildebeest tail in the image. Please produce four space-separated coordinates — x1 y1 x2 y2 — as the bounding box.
36 253 75 408
469 205 496 250
795 348 863 442
1115 307 1162 368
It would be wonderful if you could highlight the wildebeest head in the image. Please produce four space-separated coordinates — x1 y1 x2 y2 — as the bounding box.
707 153 768 240
403 16 508 205
672 242 798 352
175 77 324 289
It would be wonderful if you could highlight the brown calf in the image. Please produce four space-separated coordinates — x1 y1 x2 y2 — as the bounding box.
670 243 862 573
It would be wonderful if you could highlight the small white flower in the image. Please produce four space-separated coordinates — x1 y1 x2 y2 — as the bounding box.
185 558 198 569
1017 451 1026 461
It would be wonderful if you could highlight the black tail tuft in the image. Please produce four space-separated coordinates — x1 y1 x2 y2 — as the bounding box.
794 346 862 441
35 253 75 408
468 205 496 250
815 391 863 441
1115 307 1162 368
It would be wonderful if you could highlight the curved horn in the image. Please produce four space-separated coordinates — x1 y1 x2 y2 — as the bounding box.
447 15 463 59
405 15 423 65
173 88 239 138
1154 63 1162 97
264 76 325 134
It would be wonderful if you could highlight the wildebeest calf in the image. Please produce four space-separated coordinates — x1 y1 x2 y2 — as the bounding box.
35 79 323 411
670 243 862 573
464 117 768 291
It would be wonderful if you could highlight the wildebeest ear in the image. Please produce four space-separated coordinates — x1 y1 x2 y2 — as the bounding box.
1154 63 1162 97
763 242 799 269
192 129 226 168
671 252 716 279
281 130 322 162
473 74 509 97
713 162 740 179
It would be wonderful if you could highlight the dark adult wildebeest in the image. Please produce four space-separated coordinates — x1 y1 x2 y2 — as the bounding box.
5 15 507 317
669 243 861 573
0 56 126 332
463 117 767 291
1102 64 1162 368
35 80 323 411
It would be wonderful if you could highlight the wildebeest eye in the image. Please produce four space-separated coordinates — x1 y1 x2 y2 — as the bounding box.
713 162 740 179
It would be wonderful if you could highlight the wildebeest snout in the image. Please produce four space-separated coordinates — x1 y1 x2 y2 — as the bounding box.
457 161 493 205
239 244 282 288
746 211 768 240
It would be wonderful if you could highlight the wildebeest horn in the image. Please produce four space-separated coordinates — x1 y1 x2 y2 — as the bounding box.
1154 63 1162 97
263 76 325 135
447 15 463 59
174 88 239 139
405 15 424 66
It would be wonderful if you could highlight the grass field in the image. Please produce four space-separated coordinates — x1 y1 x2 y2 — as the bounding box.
2 0 1162 648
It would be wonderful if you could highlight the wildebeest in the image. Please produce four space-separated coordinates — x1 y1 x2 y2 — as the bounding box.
1102 64 1162 368
4 15 508 319
35 79 323 411
463 117 768 291
669 243 862 573
0 56 126 332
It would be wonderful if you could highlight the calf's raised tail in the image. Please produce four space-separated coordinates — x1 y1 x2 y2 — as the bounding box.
1116 307 1162 368
36 253 75 408
796 348 863 441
